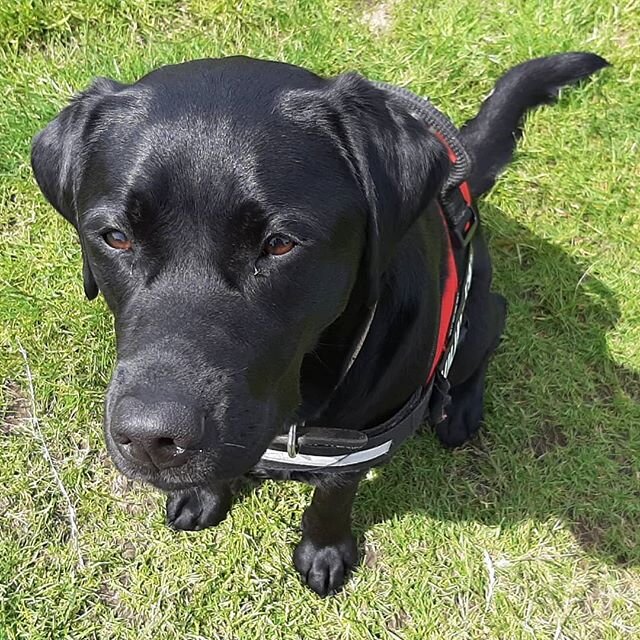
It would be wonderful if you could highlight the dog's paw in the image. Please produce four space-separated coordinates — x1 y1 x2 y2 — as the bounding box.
166 485 231 531
294 534 358 596
435 400 483 448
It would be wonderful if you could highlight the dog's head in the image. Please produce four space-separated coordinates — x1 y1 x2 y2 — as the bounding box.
32 57 447 489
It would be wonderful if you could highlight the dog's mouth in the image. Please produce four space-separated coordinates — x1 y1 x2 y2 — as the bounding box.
105 429 276 491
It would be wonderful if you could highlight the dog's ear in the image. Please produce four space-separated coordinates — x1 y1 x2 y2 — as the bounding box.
280 73 450 307
324 73 450 307
31 78 123 300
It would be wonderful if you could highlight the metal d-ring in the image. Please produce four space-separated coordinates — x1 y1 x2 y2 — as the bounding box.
287 423 300 458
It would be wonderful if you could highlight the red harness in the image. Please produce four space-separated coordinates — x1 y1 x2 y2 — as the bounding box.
427 205 459 384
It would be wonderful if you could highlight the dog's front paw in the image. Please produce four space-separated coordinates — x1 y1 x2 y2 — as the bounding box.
435 375 485 448
435 405 483 448
294 534 358 596
166 484 232 531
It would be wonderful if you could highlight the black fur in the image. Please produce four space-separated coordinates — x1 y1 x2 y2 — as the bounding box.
31 52 608 596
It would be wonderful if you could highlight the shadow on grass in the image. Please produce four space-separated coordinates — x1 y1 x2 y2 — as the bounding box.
354 204 640 567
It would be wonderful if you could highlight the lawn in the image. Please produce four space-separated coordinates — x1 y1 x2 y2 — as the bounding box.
0 0 639 638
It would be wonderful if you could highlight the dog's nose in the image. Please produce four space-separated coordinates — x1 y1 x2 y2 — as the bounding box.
110 395 204 469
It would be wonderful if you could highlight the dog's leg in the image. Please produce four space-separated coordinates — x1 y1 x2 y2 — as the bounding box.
166 482 232 531
435 292 507 447
435 356 491 447
294 473 362 596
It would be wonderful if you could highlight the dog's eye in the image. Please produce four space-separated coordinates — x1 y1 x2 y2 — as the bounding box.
264 234 295 256
104 229 132 251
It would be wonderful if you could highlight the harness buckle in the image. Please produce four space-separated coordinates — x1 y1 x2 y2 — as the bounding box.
452 204 478 247
441 181 478 248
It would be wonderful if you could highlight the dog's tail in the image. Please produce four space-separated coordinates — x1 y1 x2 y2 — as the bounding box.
461 52 609 197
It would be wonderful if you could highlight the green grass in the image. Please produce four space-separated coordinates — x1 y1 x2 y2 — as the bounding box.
1 0 639 638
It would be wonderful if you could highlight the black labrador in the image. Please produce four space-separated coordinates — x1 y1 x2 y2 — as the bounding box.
31 52 608 596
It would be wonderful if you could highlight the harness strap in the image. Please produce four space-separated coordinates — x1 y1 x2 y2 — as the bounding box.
257 386 432 472
426 204 459 385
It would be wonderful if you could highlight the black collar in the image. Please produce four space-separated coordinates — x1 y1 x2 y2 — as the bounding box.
256 84 477 474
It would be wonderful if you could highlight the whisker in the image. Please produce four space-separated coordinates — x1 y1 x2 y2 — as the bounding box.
223 442 248 450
